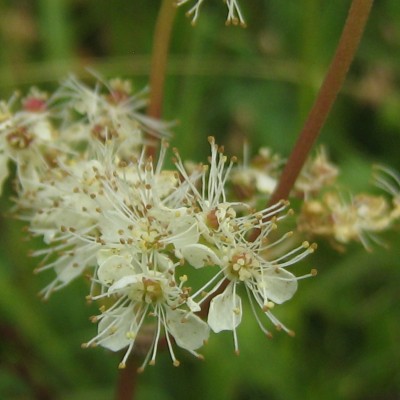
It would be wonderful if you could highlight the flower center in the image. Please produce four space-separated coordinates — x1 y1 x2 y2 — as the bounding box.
7 127 34 149
206 209 220 230
226 251 259 282
138 220 164 251
142 278 164 304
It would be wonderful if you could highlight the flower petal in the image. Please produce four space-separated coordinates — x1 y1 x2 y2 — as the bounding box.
208 284 242 332
260 268 298 304
97 254 134 285
169 221 200 249
166 308 209 351
109 274 143 293
181 244 220 268
97 309 134 352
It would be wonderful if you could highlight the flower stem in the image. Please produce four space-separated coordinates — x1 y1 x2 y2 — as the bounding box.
115 356 138 400
146 0 177 157
268 0 373 207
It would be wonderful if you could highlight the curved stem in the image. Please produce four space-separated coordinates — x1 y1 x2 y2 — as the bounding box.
146 0 177 157
268 0 373 207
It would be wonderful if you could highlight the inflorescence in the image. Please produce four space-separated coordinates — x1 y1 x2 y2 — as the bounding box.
1 76 399 371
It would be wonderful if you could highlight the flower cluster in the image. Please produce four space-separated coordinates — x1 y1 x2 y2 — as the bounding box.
0 76 168 197
231 146 400 251
0 77 320 370
2 76 398 371
295 158 400 251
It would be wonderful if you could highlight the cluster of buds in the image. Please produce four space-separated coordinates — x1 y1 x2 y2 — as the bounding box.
1 76 398 370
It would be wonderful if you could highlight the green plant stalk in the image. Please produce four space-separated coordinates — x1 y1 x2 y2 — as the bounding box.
268 0 373 207
146 0 177 157
38 0 73 60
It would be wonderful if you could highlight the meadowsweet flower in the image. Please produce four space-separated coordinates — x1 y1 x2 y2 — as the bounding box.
22 157 113 297
174 137 316 352
298 191 392 251
0 89 61 192
230 147 338 204
230 147 282 201
53 75 170 155
86 269 209 370
294 147 339 199
200 238 317 352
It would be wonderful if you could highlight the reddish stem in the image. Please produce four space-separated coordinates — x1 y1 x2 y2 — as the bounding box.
146 0 177 158
268 0 373 207
115 356 138 400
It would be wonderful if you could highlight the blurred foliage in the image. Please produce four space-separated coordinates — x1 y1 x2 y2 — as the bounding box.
1 0 400 399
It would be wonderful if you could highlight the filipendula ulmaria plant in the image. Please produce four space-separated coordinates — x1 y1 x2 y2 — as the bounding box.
3 1 398 399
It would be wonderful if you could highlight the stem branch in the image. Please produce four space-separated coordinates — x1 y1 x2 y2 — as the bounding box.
147 0 177 120
268 0 373 206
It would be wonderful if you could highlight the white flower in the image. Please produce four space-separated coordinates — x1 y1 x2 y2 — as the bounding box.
86 269 209 370
203 242 316 353
173 138 316 352
230 147 282 202
173 136 289 251
298 191 392 251
294 147 339 198
53 75 171 155
173 137 237 210
0 89 62 192
18 144 125 297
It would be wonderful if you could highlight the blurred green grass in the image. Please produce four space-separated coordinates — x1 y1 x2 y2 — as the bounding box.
1 1 400 399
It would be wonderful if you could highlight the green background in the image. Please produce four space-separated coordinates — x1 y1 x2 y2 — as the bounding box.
1 1 400 399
